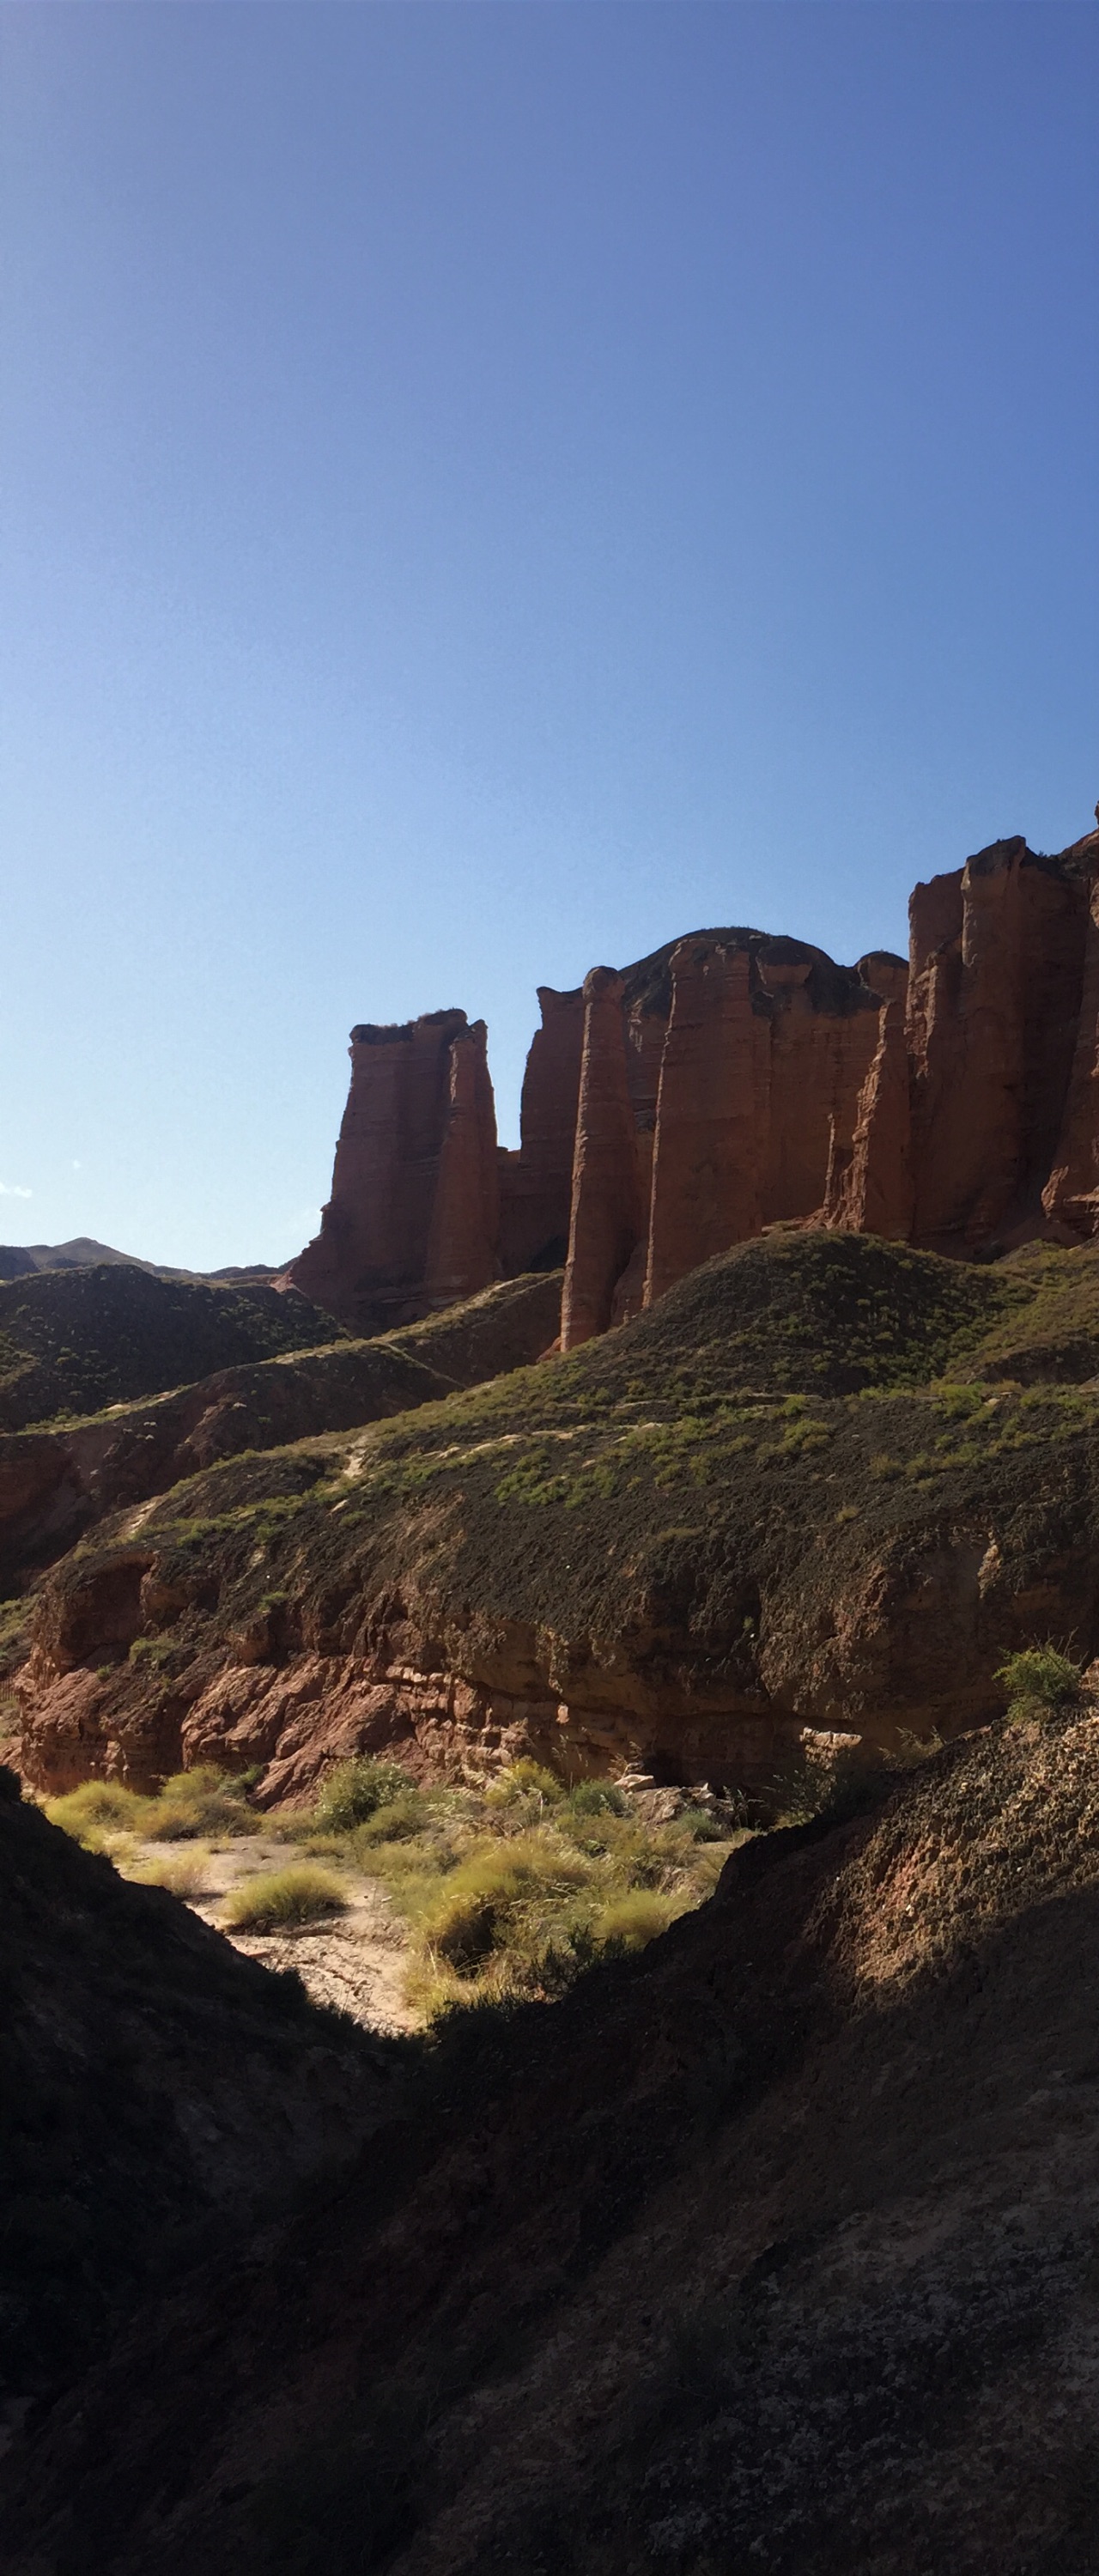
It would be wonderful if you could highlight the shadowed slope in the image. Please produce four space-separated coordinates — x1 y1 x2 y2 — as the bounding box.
9 1709 1099 2573
0 1772 398 2419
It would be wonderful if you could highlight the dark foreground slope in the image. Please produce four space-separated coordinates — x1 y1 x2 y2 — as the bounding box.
8 1704 1099 2574
19 1231 1099 1797
0 1773 398 2421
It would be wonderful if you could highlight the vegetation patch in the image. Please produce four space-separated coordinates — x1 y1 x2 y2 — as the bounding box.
45 1778 149 1851
996 1643 1083 1722
132 1851 213 1901
313 1757 416 1834
222 1866 349 1931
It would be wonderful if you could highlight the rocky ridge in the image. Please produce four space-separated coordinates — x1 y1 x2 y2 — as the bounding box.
17 1230 1099 1805
0 1270 562 1597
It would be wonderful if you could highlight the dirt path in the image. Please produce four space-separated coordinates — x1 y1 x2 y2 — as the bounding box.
127 1833 417 2034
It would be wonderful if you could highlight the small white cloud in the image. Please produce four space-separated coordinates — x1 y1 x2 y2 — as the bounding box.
0 1183 32 1200
72 1159 82 1171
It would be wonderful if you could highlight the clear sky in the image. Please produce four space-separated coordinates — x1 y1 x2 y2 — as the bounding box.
3 2 1096 1271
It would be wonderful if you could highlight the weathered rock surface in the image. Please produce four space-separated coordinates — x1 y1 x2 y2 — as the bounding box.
907 837 1090 1246
824 1000 914 1239
497 984 585 1278
288 1010 498 1333
291 812 1099 1343
562 969 648 1349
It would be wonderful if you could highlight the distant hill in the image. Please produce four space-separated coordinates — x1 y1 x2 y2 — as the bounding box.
0 1238 280 1285
0 1262 346 1431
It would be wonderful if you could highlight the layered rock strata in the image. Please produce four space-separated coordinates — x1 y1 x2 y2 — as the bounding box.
291 814 1099 1340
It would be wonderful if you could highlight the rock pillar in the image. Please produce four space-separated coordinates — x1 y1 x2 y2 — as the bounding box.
643 944 768 1307
908 841 1088 1246
289 1009 478 1331
825 1001 914 1239
497 987 586 1276
423 1021 501 1308
561 969 647 1350
1043 849 1099 1234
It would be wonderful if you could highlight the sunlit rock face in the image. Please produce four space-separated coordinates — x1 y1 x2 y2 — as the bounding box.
290 816 1099 1341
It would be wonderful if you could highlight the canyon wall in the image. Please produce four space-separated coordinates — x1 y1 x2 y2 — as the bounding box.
289 815 1099 1339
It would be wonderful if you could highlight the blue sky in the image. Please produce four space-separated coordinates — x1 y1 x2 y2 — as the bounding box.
3 2 1096 1270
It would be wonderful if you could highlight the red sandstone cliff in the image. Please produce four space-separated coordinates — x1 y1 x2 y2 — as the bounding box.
497 985 585 1278
561 969 648 1350
290 812 1099 1340
288 1009 499 1332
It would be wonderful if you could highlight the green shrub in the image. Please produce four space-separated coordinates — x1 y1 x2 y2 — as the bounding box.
418 1835 589 1976
483 1759 564 1811
567 1779 628 1818
313 1759 414 1833
46 1779 149 1849
351 1791 430 1846
593 1890 676 1951
676 1803 729 1843
222 1866 348 1931
995 1644 1081 1716
144 1766 259 1841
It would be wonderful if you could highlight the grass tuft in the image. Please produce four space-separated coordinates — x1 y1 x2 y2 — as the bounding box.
143 1767 260 1841
593 1889 677 1950
222 1866 349 1931
132 1851 213 1900
45 1779 149 1850
313 1758 415 1833
996 1643 1082 1721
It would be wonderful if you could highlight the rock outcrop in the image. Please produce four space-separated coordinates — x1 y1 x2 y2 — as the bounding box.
562 969 649 1348
497 985 586 1278
289 1010 499 1333
291 813 1099 1340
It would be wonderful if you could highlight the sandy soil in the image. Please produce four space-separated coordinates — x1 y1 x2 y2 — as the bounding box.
128 1832 417 2033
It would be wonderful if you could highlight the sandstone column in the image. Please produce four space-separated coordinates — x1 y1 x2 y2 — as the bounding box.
288 1008 476 1330
824 1001 914 1238
1043 856 1099 1234
423 1021 501 1307
643 943 767 1307
496 987 586 1275
561 969 646 1349
908 841 1088 1247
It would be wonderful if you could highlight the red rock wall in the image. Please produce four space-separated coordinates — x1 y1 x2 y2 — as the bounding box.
288 1009 489 1332
497 986 585 1277
423 1021 501 1309
292 817 1099 1338
561 970 647 1350
645 943 768 1305
908 840 1089 1248
824 1001 914 1240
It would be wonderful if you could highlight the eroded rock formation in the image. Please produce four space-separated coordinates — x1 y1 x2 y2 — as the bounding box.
290 813 1099 1340
289 1010 498 1332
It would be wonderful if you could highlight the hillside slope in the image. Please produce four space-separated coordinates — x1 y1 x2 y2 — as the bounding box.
8 1704 1099 2573
0 1263 345 1431
16 1230 1099 1799
0 1270 563 1595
